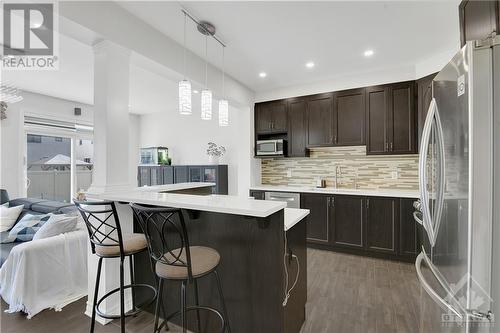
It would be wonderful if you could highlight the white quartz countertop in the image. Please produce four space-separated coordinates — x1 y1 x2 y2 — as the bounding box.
250 185 420 198
284 208 310 231
88 183 287 218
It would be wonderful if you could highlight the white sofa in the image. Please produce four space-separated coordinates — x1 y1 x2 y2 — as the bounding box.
0 194 88 318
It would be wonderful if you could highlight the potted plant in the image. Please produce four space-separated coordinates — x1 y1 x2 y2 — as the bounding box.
206 142 226 165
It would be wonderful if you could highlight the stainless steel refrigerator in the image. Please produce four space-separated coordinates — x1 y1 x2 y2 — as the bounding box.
414 37 500 333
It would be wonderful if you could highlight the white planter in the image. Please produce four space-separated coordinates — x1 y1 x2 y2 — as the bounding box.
208 155 219 165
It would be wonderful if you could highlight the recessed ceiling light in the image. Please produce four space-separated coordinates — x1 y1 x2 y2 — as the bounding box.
259 72 267 78
305 61 315 68
193 90 199 94
364 49 374 57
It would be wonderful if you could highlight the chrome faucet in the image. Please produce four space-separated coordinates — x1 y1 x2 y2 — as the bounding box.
353 169 359 189
334 165 339 188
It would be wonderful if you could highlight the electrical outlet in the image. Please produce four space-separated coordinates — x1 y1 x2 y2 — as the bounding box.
391 171 398 180
287 169 292 178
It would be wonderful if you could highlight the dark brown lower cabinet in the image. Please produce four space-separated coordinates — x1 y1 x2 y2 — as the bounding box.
331 195 364 249
399 198 421 259
249 190 265 200
365 197 398 255
301 193 331 245
249 190 421 261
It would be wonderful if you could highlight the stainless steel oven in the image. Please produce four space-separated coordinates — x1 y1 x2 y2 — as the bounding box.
256 139 285 156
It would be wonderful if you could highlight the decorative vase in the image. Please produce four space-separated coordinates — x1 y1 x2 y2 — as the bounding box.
208 155 219 165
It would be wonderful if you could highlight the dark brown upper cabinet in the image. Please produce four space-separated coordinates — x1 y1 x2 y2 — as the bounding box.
366 86 389 154
255 100 288 134
331 195 364 250
417 73 436 151
306 93 334 147
366 82 416 155
287 98 308 157
389 81 416 154
333 88 366 146
459 0 499 46
365 197 398 255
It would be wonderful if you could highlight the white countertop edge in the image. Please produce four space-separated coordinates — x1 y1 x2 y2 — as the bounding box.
250 185 419 199
137 182 216 192
88 183 288 218
284 208 310 231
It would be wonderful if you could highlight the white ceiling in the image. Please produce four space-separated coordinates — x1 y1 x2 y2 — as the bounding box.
5 1 462 114
117 1 461 93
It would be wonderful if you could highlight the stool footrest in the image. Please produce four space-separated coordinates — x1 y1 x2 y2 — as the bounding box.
95 283 157 320
163 305 226 332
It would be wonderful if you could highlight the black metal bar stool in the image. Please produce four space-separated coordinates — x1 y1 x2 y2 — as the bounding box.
75 200 157 333
130 203 231 333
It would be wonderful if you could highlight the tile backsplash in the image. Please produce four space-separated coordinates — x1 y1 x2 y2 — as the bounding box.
261 146 419 190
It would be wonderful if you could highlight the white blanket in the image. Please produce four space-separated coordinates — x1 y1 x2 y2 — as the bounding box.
0 228 88 318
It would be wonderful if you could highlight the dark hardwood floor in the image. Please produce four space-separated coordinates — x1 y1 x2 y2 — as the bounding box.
1 249 421 333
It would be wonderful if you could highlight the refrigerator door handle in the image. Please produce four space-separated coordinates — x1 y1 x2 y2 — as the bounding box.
430 106 446 244
419 98 437 246
415 252 463 319
413 211 423 226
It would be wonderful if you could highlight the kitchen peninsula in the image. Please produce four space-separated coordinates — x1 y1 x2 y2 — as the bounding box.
88 182 309 333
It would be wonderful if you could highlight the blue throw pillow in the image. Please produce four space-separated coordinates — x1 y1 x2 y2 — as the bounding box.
1 214 52 243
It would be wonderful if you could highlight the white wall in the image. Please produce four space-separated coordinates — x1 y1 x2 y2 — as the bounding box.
60 1 254 109
128 114 140 187
139 105 253 196
0 91 93 198
2 33 94 105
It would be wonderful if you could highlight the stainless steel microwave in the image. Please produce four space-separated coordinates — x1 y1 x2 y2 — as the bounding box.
256 139 285 156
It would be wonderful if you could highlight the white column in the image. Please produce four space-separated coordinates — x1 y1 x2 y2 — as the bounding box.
85 40 134 324
89 40 131 194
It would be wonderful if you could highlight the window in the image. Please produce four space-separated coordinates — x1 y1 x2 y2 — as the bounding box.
27 134 42 143
27 134 71 202
26 134 94 202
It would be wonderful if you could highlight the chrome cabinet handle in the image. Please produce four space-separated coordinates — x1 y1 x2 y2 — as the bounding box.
331 197 335 208
390 142 393 151
415 252 463 319
385 142 388 151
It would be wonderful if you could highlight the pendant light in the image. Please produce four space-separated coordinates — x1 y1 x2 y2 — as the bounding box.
201 35 212 120
179 13 192 115
218 46 229 127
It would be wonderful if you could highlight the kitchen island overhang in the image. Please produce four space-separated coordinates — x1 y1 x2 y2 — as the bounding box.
88 182 309 333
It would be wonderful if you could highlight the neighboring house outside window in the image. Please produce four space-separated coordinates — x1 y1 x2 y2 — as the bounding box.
27 134 42 143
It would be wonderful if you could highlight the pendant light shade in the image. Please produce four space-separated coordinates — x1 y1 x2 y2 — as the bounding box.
201 89 212 120
218 45 229 126
201 35 212 120
179 13 192 115
218 99 228 126
178 79 192 115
